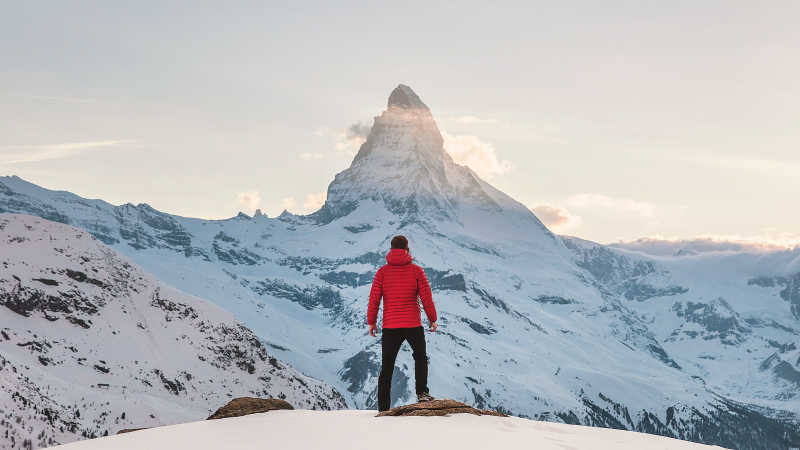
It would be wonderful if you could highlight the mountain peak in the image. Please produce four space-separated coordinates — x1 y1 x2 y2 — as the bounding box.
387 84 428 110
312 85 551 238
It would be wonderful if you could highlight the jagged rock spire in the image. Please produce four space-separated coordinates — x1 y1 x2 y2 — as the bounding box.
387 84 429 110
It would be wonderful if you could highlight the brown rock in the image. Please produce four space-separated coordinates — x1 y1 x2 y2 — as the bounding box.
376 399 507 417
117 428 148 434
207 397 294 420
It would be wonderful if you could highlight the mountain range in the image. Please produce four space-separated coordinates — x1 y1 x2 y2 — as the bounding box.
1 85 799 449
0 214 345 449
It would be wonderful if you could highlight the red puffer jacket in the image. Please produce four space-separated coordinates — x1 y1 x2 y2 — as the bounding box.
367 249 437 328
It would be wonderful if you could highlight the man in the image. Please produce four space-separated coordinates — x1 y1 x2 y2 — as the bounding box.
367 235 438 412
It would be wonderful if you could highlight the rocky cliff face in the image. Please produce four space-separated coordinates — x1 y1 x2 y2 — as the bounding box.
1 85 799 449
0 214 345 449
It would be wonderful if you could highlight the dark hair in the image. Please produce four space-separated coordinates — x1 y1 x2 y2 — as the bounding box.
390 235 409 250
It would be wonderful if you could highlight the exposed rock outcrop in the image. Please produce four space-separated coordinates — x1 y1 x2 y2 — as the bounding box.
207 397 294 420
117 428 147 435
376 399 506 417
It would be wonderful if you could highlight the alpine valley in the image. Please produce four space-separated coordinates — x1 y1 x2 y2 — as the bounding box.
1 85 799 449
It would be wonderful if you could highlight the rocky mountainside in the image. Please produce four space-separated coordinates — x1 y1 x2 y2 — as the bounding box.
1 85 799 449
0 214 345 449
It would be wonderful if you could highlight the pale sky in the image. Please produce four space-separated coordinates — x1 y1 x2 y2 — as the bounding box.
2 2 799 246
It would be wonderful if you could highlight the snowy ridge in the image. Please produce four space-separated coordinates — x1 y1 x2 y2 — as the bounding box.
52 409 725 450
0 214 345 449
562 237 800 409
608 237 798 257
1 85 799 449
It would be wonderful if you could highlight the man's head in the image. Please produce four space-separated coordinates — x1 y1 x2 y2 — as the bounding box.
390 235 409 250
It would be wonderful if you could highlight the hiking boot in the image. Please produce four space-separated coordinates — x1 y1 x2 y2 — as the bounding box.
417 392 435 403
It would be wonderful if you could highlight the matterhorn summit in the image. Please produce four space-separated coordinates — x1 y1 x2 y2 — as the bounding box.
316 85 552 243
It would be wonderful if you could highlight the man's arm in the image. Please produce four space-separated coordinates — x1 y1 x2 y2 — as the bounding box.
416 266 437 328
367 268 383 336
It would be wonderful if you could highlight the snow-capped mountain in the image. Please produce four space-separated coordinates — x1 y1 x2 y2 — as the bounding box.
316 85 552 243
1 85 798 449
0 214 345 449
607 237 792 257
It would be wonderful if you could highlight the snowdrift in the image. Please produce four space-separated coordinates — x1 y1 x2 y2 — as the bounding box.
52 410 726 450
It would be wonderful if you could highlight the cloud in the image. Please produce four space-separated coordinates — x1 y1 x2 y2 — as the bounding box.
25 95 97 104
280 197 297 211
681 154 800 176
441 132 513 179
335 122 371 154
278 191 327 215
303 191 327 212
447 115 500 125
4 93 97 104
531 204 582 232
312 127 331 137
346 122 371 139
694 231 800 249
319 121 512 179
319 121 513 179
567 193 656 218
613 232 800 254
314 123 372 156
300 152 324 160
0 140 133 164
237 190 261 212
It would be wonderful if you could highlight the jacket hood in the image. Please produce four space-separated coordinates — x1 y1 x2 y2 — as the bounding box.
386 248 412 266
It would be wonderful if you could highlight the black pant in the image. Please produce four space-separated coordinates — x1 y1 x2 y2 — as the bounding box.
377 326 429 411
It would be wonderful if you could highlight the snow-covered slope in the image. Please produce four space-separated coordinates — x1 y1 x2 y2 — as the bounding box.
52 410 725 450
1 85 799 449
563 236 800 414
0 214 345 449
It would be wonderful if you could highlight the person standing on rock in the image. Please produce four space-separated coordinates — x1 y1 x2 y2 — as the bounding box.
368 235 438 411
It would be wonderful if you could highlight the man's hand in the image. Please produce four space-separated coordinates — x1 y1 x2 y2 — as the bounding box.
369 323 378 337
429 321 437 332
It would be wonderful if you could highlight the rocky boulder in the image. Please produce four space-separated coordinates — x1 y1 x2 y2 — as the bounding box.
207 397 294 420
376 399 507 417
116 428 147 434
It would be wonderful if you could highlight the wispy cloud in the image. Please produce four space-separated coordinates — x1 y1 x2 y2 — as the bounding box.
442 132 513 179
0 140 134 164
531 204 582 232
278 191 327 215
312 127 331 137
314 123 371 156
335 123 370 154
280 197 297 212
567 193 656 218
4 93 98 104
303 191 327 212
446 115 500 125
319 120 513 179
696 231 800 249
237 190 261 213
300 152 325 160
681 153 800 175
26 95 97 104
618 231 800 251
